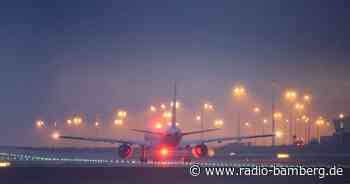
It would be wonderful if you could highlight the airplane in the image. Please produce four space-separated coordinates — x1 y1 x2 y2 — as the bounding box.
57 84 274 162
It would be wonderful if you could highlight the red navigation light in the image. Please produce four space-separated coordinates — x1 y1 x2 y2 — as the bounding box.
160 148 169 156
157 145 172 159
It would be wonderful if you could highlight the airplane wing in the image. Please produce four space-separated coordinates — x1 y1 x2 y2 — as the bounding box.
181 128 221 136
59 135 146 146
181 134 274 146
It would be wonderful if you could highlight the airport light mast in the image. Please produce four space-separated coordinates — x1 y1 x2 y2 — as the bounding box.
271 81 276 146
285 89 297 144
200 102 214 139
233 84 246 140
252 106 261 145
294 102 305 140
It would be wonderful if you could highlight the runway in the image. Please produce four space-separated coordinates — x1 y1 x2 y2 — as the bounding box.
0 151 292 168
1 147 350 184
1 148 349 168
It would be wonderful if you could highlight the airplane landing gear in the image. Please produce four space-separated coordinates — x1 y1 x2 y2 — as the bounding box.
183 145 191 163
183 156 191 163
140 146 148 163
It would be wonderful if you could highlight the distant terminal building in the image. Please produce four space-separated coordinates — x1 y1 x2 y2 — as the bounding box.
321 116 350 144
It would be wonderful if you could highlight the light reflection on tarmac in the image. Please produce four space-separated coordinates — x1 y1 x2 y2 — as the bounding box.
1 148 349 184
1 151 347 168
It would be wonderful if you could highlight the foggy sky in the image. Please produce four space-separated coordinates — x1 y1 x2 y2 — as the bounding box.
1 0 350 146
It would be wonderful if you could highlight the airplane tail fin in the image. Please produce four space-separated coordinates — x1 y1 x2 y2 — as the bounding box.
171 82 177 129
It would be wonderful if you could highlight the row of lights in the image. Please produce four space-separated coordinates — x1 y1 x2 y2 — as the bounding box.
149 101 181 113
39 84 347 146
154 122 182 129
37 111 346 130
114 110 127 126
67 116 82 126
232 85 344 144
37 110 129 129
285 90 312 104
149 101 223 129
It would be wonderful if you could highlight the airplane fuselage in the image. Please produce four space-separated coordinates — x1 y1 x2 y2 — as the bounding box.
144 126 183 148
162 127 182 147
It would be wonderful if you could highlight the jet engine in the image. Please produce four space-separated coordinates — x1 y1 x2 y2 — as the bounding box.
192 144 208 158
118 144 133 159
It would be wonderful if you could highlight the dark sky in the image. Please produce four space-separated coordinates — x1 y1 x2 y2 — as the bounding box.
1 0 350 146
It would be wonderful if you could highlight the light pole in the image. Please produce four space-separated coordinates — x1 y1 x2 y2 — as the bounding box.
262 119 267 135
160 104 167 111
149 105 157 112
302 116 310 143
114 119 123 126
316 117 325 143
115 110 127 127
117 110 127 120
94 114 100 136
253 107 261 145
303 94 312 143
303 94 312 104
72 114 83 137
294 103 304 140
308 120 312 143
244 122 251 144
201 109 204 139
35 120 45 129
200 103 214 139
285 90 297 144
262 119 268 145
233 85 246 140
275 130 283 145
271 81 276 146
214 119 224 128
273 112 283 144
148 104 157 123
